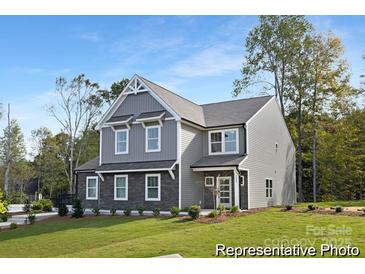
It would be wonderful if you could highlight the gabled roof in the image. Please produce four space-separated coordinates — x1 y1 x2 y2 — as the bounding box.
74 156 99 172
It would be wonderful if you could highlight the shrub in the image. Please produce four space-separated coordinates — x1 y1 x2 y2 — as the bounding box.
28 213 36 224
31 200 43 211
170 206 180 217
23 199 31 213
123 208 132 216
39 199 53 212
362 208 365 213
188 205 201 219
230 205 239 213
308 204 316 211
0 192 8 215
321 193 337 202
58 204 69 216
10 223 18 229
208 210 218 218
71 198 84 218
217 204 225 215
285 205 293 211
92 207 100 216
110 207 117 216
0 214 8 222
335 206 343 213
137 206 144 216
8 192 27 204
153 208 160 217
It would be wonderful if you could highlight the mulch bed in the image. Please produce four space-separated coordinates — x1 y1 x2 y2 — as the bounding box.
285 207 365 217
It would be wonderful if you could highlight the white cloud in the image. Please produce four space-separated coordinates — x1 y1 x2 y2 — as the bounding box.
169 44 243 78
78 32 101 42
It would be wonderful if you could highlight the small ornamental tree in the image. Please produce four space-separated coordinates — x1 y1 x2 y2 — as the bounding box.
71 198 84 218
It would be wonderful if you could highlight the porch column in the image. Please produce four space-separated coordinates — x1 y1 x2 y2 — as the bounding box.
234 168 240 208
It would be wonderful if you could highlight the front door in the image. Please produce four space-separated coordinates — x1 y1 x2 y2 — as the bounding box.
217 177 232 208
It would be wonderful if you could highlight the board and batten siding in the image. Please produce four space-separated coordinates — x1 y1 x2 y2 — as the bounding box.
241 98 296 208
202 126 246 156
180 123 204 208
101 91 176 164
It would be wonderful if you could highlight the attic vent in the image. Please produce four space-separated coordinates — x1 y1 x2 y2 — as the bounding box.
125 78 149 95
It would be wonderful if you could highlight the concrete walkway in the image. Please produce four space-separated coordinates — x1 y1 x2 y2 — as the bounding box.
156 254 183 258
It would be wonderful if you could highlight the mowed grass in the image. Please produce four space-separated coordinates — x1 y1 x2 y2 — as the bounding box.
295 200 365 208
0 208 365 258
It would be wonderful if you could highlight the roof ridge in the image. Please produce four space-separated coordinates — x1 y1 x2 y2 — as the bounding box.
200 95 274 107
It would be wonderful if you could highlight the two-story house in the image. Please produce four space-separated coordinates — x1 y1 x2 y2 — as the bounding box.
75 75 296 211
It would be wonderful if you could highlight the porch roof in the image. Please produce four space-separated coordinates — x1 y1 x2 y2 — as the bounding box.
190 155 246 168
95 160 177 173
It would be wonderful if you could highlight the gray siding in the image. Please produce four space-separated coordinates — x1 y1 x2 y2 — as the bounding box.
180 123 204 208
101 91 177 164
241 98 296 208
202 126 246 156
77 170 179 211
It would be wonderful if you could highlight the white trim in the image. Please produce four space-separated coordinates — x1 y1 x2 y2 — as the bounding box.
204 176 214 187
246 96 275 125
96 172 104 182
114 175 128 201
177 121 182 209
145 173 161 201
97 167 172 173
86 176 98 200
217 176 232 208
115 128 129 155
99 130 102 165
192 167 236 172
208 128 239 155
234 168 240 207
145 125 161 152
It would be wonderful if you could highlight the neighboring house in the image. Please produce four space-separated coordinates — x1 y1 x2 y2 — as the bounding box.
75 75 296 211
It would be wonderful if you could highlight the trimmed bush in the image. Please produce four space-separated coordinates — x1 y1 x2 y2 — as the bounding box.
230 205 239 213
110 208 117 216
92 207 100 216
58 204 69 216
71 198 84 218
23 199 31 213
308 204 316 211
10 223 18 230
335 206 343 213
123 208 132 216
137 206 144 216
31 200 43 211
153 208 160 217
170 206 180 217
188 205 201 219
217 204 225 215
208 210 218 218
28 213 36 224
285 205 293 211
39 199 53 212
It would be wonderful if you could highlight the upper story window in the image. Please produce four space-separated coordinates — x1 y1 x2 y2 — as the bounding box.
115 129 129 154
209 128 239 155
146 125 161 152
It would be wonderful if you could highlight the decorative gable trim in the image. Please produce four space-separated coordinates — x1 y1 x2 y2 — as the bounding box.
96 75 180 130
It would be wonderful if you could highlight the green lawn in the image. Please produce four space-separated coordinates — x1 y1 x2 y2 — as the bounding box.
295 200 365 208
1 208 365 258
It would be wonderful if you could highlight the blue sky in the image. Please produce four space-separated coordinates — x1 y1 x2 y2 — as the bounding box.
0 16 364 153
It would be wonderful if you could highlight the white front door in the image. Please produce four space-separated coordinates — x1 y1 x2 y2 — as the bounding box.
217 177 232 208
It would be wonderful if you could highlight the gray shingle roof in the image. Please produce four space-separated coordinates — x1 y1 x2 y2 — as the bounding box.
136 110 165 120
139 76 273 127
106 114 133 123
96 160 176 172
191 155 246 168
74 156 99 172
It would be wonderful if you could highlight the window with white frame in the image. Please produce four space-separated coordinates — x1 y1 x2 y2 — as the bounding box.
115 129 129 154
114 175 128 200
205 176 214 187
209 129 238 154
86 176 98 200
265 179 273 198
145 174 161 201
146 125 160 152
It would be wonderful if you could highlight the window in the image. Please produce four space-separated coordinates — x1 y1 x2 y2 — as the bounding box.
205 176 214 187
145 174 161 201
209 129 239 155
115 129 129 154
114 175 128 200
146 125 161 152
86 176 98 200
266 179 273 198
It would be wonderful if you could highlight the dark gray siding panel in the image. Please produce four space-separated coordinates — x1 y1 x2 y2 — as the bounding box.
77 170 179 211
101 120 177 163
202 127 246 156
239 171 248 210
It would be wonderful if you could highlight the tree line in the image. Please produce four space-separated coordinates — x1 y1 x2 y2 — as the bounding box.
0 16 364 203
